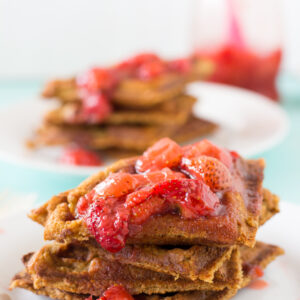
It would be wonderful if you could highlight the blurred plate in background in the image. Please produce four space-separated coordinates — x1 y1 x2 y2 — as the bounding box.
0 82 289 176
190 82 289 156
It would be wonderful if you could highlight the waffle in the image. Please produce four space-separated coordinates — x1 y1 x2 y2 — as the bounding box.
42 74 186 109
44 94 196 126
27 186 278 289
28 151 275 249
58 241 234 282
18 244 241 295
30 116 217 151
11 242 284 299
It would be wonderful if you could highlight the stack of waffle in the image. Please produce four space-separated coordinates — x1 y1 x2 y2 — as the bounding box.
11 140 284 300
30 57 217 157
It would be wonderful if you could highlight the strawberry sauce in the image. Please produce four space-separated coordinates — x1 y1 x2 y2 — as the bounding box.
85 285 133 300
76 138 243 253
75 53 193 123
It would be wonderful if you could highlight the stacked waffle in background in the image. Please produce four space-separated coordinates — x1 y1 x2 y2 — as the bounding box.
11 138 284 299
31 53 217 163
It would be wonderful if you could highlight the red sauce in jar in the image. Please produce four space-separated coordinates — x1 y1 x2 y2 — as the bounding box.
194 47 282 100
194 0 282 100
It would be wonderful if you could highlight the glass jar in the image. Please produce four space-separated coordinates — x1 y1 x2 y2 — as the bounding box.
192 0 283 100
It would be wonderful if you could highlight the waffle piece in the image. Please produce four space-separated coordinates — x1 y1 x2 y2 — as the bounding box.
28 188 278 286
30 116 217 151
11 242 284 300
44 94 196 126
62 187 279 281
68 241 234 282
42 74 186 109
11 270 86 300
28 143 273 250
18 244 241 296
45 94 196 126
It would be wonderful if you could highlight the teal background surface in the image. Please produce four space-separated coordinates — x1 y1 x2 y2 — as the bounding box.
0 74 299 204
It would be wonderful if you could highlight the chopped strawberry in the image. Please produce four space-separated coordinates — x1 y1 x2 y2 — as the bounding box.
230 150 240 159
84 199 130 253
60 147 102 166
77 191 95 216
181 156 232 192
94 173 140 199
77 67 117 93
140 168 186 185
251 265 264 278
137 60 166 80
99 285 133 300
126 179 219 218
136 138 183 173
129 53 161 66
183 139 233 169
130 196 166 224
82 93 112 123
168 58 192 73
152 179 220 216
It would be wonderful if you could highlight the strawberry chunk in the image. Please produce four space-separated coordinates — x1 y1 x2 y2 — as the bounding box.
94 173 140 199
251 265 264 278
181 156 232 192
99 285 133 300
153 179 220 216
168 58 192 74
77 67 117 93
140 168 186 185
81 92 112 123
77 191 94 216
60 147 102 166
137 60 166 80
130 196 166 224
183 139 233 169
136 138 183 173
129 53 161 66
126 179 219 219
84 199 130 253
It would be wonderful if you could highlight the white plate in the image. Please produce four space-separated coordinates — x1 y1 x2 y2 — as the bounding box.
0 83 289 176
0 201 299 299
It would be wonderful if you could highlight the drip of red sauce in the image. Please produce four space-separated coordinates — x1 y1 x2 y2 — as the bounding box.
248 279 269 290
194 0 282 100
60 147 102 166
76 138 241 253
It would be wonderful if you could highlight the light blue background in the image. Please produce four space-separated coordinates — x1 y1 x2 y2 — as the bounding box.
0 75 299 204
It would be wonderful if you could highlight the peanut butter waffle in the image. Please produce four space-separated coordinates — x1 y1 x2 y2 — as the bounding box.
44 94 196 126
30 117 217 151
11 242 284 299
